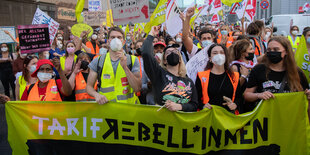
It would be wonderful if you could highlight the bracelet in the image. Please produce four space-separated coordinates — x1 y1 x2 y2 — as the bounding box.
256 93 260 99
241 74 247 79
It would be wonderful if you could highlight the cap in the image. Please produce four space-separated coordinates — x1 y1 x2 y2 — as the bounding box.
154 42 166 48
163 43 180 53
31 59 54 77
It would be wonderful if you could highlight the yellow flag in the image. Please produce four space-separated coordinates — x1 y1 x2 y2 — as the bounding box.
222 0 243 7
144 0 167 34
295 35 310 85
106 9 114 27
134 23 145 32
125 24 129 38
75 0 85 23
190 8 200 29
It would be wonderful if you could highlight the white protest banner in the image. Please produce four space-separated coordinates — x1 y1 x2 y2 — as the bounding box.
89 0 102 12
110 0 150 25
186 47 209 83
245 0 256 22
0 26 16 44
32 8 59 46
83 11 106 26
209 0 223 14
165 0 182 37
210 13 220 23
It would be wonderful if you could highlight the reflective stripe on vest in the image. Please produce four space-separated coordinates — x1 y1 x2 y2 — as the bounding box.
198 70 239 104
287 35 300 51
60 55 77 71
26 79 62 101
75 72 97 101
18 76 27 100
136 56 143 97
99 52 139 104
86 41 100 55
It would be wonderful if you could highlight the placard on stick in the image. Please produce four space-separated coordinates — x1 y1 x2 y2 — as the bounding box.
18 24 50 54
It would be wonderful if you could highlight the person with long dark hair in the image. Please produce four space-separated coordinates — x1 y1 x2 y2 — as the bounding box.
15 55 38 100
0 43 15 99
196 44 241 113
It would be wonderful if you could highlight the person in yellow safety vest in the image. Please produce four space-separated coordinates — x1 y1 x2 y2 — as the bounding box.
60 31 87 75
21 59 72 101
15 55 38 100
86 27 141 104
68 52 97 102
287 26 300 53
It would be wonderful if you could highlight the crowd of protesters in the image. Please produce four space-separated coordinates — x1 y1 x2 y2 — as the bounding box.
1 6 310 117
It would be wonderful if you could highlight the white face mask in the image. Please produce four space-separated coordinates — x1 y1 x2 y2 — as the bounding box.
45 54 50 59
212 54 226 66
264 32 271 40
292 30 298 36
29 65 37 73
57 41 63 49
176 38 182 43
37 72 52 83
110 38 123 52
20 53 27 58
1 47 8 52
99 48 108 55
57 37 63 40
92 34 98 40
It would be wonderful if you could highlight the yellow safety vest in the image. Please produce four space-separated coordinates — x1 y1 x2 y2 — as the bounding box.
18 76 27 100
287 35 300 52
98 52 139 104
60 55 77 71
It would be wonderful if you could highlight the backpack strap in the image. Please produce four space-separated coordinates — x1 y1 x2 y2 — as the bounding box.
97 54 106 90
27 83 35 95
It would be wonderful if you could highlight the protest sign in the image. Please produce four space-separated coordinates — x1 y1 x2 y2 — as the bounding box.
32 8 59 46
5 92 310 154
18 24 50 54
144 0 167 33
57 7 76 21
165 0 182 37
186 48 209 83
71 23 93 38
110 0 150 25
83 11 106 26
0 26 16 44
89 0 102 11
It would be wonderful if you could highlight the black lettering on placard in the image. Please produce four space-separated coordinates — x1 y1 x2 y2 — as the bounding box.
224 129 237 146
201 127 207 150
167 126 179 148
208 127 222 148
138 122 150 141
121 121 134 140
102 119 119 140
253 118 268 143
182 129 194 148
153 123 165 145
240 122 252 144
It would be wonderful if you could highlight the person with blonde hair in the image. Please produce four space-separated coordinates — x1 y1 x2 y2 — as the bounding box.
141 26 200 112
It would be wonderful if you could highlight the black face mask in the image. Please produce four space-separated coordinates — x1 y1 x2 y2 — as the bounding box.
166 52 179 66
80 60 89 70
266 51 283 64
136 48 141 56
245 53 254 61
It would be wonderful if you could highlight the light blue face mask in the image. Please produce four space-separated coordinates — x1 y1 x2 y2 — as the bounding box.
221 30 228 36
201 40 213 48
307 37 310 44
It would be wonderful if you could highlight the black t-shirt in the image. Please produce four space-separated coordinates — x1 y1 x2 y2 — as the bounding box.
196 72 241 112
141 35 200 112
247 64 309 93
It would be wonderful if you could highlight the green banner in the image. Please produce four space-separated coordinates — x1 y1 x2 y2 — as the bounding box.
5 92 310 154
